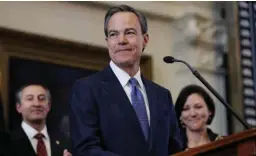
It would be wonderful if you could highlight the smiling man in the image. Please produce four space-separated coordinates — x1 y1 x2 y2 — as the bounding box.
70 4 183 156
9 84 72 156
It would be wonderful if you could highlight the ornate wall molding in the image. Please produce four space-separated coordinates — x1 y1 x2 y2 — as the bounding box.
171 12 227 72
89 1 215 22
171 13 227 49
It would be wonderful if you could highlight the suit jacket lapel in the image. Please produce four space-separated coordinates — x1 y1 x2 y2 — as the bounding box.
11 128 67 156
142 77 159 151
100 66 147 143
11 128 37 156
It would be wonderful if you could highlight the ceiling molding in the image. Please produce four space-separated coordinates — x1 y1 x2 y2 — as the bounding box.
72 1 216 22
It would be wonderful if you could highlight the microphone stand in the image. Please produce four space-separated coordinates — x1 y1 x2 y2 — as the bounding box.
173 59 251 129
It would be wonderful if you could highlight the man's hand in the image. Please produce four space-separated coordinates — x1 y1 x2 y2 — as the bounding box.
63 149 72 156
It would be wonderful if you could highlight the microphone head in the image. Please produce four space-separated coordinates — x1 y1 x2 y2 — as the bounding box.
163 56 175 63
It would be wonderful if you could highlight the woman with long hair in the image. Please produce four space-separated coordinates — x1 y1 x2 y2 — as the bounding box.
175 84 222 150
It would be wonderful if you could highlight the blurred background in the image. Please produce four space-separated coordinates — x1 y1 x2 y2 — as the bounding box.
0 1 255 140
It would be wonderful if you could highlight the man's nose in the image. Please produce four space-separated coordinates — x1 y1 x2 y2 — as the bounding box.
33 100 41 106
118 34 128 45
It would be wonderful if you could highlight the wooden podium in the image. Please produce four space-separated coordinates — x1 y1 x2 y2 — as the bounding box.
172 128 256 156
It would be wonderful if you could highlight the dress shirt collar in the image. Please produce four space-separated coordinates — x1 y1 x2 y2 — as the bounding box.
21 121 49 140
110 61 144 89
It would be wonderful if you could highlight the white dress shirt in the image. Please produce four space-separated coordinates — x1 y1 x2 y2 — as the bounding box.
110 61 150 125
21 121 51 156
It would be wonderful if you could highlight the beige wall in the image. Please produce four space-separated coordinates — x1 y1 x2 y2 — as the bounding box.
0 1 228 134
0 1 177 94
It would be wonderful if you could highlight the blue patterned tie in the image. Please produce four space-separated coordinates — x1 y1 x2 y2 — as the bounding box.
130 78 149 141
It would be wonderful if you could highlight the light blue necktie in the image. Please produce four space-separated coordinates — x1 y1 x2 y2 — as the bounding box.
130 78 149 141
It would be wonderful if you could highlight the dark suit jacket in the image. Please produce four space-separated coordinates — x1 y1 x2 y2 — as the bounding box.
9 127 70 156
70 65 183 156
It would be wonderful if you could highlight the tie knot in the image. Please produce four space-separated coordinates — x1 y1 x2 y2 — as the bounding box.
129 78 138 87
34 133 45 140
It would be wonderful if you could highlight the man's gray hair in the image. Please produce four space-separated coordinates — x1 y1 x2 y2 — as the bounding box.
15 84 51 104
104 4 148 37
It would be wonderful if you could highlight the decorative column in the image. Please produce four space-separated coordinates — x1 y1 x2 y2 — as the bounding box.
237 1 256 127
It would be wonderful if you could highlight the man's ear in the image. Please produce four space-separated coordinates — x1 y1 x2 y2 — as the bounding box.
47 102 52 111
143 33 149 49
16 103 21 113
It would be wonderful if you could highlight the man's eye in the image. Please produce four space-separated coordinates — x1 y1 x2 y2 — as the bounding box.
38 96 46 101
25 96 33 101
109 33 117 37
126 31 135 35
27 98 33 101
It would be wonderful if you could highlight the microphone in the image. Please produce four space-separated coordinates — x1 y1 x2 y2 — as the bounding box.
163 56 251 129
163 56 175 63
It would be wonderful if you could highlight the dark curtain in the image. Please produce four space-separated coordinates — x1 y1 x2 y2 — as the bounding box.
0 94 9 156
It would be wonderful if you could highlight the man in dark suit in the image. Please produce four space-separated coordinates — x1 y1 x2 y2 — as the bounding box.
9 84 72 156
69 4 183 156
